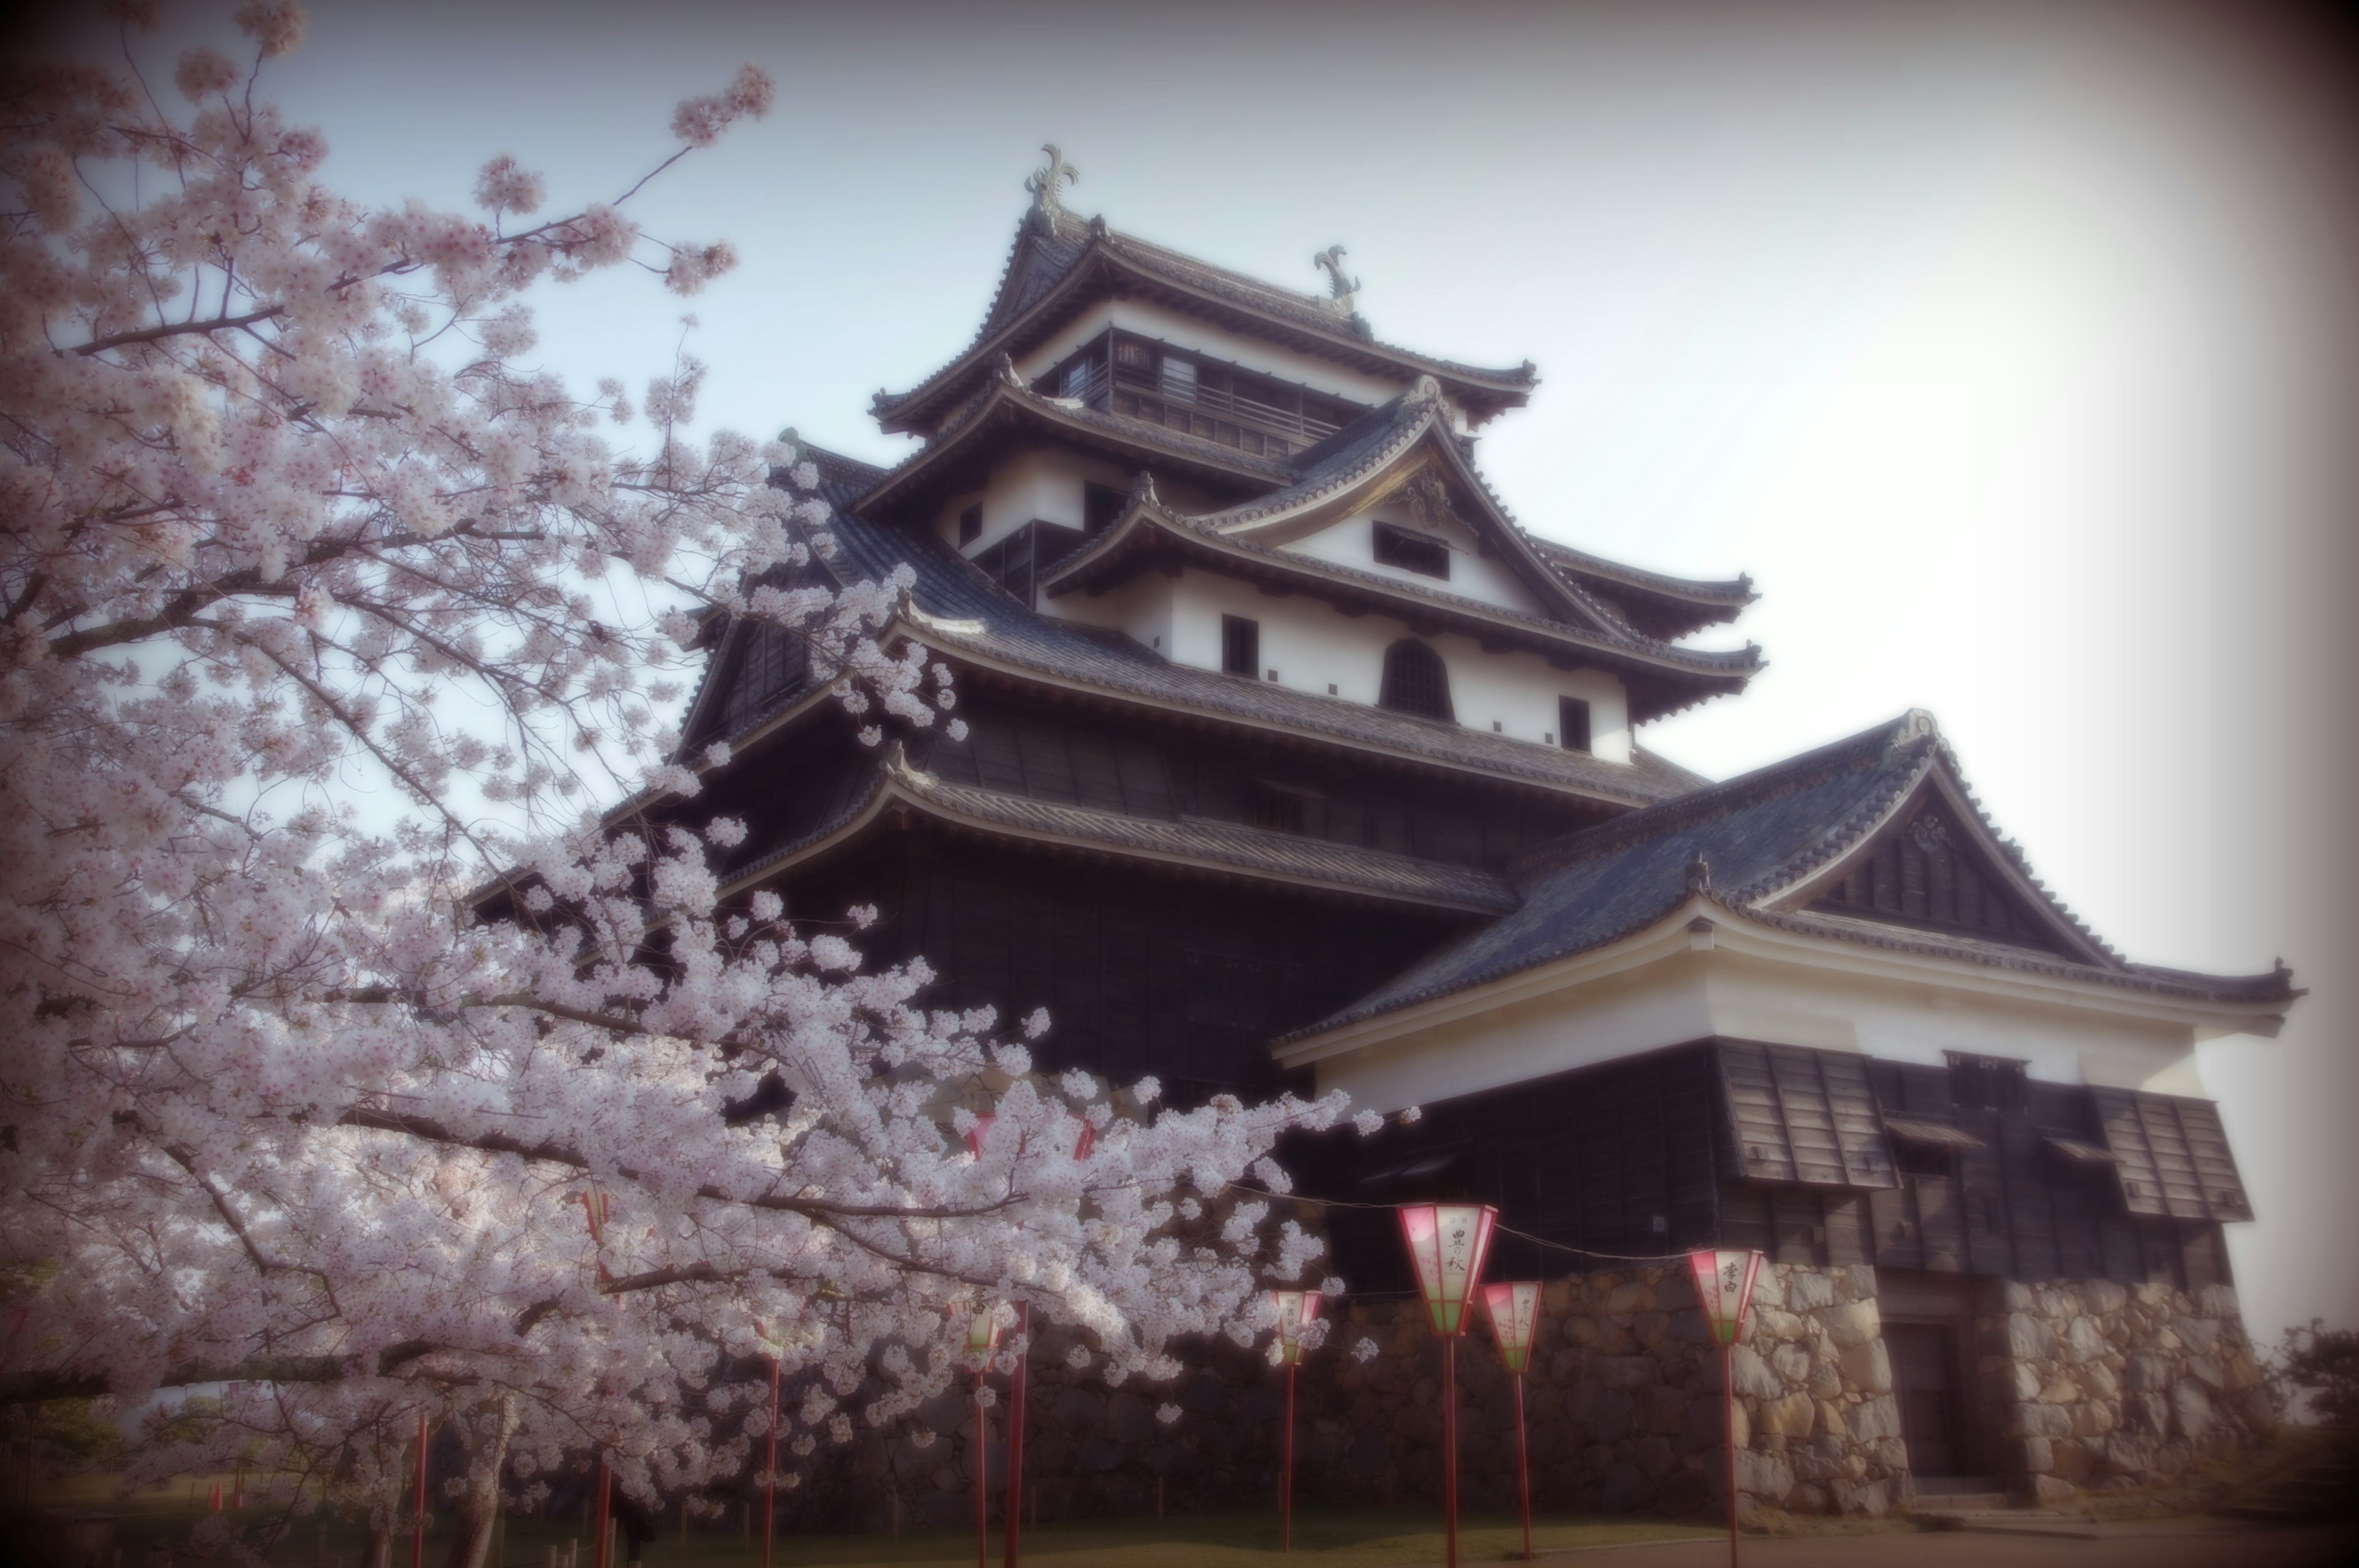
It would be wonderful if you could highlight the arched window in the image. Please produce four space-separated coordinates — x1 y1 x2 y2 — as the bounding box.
1379 639 1454 722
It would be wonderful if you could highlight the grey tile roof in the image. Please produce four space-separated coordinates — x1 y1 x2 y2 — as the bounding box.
1294 713 2299 1037
720 745 1520 914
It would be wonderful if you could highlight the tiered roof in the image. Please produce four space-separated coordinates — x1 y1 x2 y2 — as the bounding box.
686 451 1716 808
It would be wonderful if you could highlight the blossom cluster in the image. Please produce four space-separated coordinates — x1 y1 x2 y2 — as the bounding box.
0 6 1358 1561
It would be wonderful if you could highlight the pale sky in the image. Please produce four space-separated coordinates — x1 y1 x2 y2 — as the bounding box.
36 0 2358 1344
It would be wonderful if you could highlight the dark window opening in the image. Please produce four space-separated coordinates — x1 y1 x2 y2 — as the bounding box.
1559 696 1592 753
1221 615 1260 678
1946 1051 2028 1112
1379 639 1455 722
958 504 982 546
1893 1140 1954 1179
1084 483 1126 536
1374 521 1452 580
1246 781 1308 835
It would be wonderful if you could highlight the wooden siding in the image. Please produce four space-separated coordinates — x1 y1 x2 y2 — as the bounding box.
2091 1087 2254 1222
775 832 1468 1103
1718 1040 1897 1188
1337 1040 2243 1292
1806 801 2067 955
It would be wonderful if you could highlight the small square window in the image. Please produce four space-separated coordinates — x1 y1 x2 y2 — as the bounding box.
1559 696 1592 753
1221 615 1259 677
1266 668 1278 682
958 504 982 546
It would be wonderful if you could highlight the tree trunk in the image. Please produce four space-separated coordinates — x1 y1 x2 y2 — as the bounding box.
444 1395 518 1568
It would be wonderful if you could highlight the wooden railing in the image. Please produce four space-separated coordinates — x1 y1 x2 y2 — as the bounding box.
1055 355 1344 453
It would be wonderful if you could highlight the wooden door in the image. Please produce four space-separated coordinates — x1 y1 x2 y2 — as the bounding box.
1888 1322 1963 1476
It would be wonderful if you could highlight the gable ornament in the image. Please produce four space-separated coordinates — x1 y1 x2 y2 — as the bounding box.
1025 144 1079 232
1399 470 1460 532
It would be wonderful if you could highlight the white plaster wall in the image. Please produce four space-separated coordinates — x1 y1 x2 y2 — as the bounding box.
934 447 1133 555
1062 566 1631 760
1310 941 2208 1115
1279 512 1546 615
1039 571 1175 655
1015 300 1415 416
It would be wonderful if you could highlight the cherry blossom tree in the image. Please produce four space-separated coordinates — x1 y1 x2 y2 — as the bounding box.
0 6 1365 1564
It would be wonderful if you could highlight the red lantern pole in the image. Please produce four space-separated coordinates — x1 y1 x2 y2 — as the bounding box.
1722 1342 1738 1568
974 1365 990 1568
412 1409 428 1568
1001 1301 1028 1568
1687 1249 1762 1568
764 1354 781 1568
961 1301 1003 1568
1281 1359 1296 1551
1397 1206 1497 1568
1269 1289 1321 1553
1511 1368 1532 1561
1479 1282 1541 1561
592 1456 612 1568
1441 1335 1459 1568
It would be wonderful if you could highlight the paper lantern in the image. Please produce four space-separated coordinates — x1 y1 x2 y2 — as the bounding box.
1270 1289 1323 1366
1686 1248 1764 1349
1396 1203 1498 1337
1479 1281 1541 1375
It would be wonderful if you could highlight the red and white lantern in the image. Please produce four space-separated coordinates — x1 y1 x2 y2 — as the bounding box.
1270 1289 1323 1367
1396 1203 1498 1568
1686 1248 1764 1348
1396 1203 1499 1337
1478 1281 1541 1375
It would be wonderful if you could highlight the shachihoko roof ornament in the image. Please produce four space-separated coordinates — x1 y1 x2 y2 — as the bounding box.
1024 144 1078 233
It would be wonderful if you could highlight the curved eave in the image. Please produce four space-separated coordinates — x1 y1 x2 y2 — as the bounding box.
1039 508 1760 715
1277 894 2299 1067
717 749 1519 916
875 241 1535 437
1536 544 1759 640
854 378 1291 523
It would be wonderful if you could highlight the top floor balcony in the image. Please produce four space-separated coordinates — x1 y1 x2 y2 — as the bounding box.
1039 329 1367 462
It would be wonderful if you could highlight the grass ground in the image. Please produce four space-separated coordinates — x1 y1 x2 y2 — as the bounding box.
6 1475 1723 1568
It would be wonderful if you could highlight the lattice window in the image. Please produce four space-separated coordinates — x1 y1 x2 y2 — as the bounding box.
1379 639 1454 721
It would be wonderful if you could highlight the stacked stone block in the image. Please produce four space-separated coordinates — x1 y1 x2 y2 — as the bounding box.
1974 1278 2273 1502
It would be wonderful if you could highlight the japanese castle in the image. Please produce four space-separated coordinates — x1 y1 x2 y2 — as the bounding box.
677 151 2298 1510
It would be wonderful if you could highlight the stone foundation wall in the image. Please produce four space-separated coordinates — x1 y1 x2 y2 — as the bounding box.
1975 1278 2274 1503
1302 1263 1909 1519
746 1268 2273 1533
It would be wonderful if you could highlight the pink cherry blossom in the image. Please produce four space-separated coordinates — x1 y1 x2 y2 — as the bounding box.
0 9 1351 1566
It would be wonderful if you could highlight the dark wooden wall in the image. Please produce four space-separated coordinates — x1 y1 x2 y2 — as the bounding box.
1308 1039 2238 1293
778 832 1476 1104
